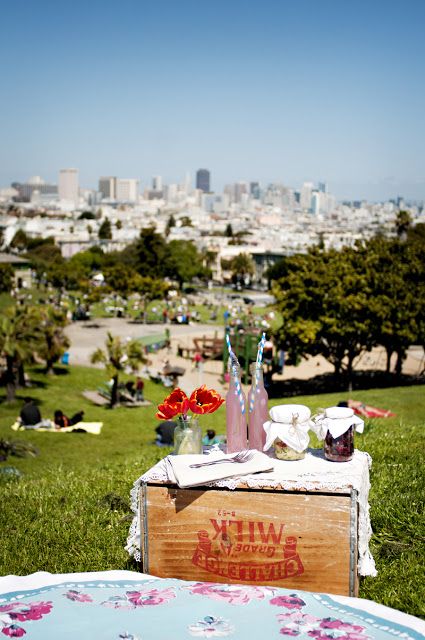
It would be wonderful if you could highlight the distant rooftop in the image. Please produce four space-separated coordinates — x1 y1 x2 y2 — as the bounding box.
0 252 31 265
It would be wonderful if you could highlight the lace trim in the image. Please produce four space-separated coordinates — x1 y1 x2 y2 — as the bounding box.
126 451 376 576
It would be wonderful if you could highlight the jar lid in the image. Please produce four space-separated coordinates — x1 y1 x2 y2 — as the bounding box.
269 404 311 424
324 406 354 419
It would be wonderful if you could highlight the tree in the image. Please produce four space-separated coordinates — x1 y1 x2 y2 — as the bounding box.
165 214 176 237
36 306 70 375
0 306 41 402
165 240 205 288
98 218 112 240
225 223 233 237
133 227 167 277
116 219 122 230
90 333 147 407
103 263 137 296
230 253 255 286
395 210 412 239
9 229 29 252
272 247 376 384
133 275 169 322
0 264 14 293
79 211 96 220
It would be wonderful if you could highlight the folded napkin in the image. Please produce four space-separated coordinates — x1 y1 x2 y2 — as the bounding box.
166 450 274 488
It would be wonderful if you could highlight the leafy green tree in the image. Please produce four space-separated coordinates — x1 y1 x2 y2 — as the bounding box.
133 226 167 277
230 253 255 285
165 214 176 237
165 239 205 288
179 216 193 228
395 210 412 239
78 211 96 220
9 229 29 252
116 219 122 230
133 275 169 322
36 306 70 375
68 247 104 277
0 264 14 293
225 223 233 237
98 218 112 240
0 306 41 402
103 263 137 296
90 333 147 407
272 247 376 383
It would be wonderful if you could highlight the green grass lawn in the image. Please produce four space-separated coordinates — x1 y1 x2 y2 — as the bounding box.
0 365 424 617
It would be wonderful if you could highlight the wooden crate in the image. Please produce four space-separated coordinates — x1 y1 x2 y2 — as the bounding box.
139 482 359 596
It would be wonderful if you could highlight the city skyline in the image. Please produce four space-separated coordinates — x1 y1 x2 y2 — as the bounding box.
1 0 424 201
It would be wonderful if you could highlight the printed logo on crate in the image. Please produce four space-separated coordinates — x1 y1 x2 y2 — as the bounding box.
191 513 304 583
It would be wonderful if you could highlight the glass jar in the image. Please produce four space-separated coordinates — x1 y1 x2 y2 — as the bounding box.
324 425 354 462
273 437 305 461
174 416 202 455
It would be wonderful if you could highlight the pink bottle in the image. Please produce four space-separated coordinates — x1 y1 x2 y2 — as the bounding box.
248 363 268 451
226 361 247 453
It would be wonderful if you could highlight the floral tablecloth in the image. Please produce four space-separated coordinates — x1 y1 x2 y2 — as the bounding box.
0 570 423 639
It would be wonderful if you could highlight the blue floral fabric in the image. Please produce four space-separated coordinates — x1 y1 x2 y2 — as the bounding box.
0 578 421 639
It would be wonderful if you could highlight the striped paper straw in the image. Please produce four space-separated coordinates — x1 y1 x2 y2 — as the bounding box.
226 333 245 415
249 332 266 413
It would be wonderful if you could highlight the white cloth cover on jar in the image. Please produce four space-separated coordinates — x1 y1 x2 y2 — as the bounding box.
314 406 364 440
263 404 314 453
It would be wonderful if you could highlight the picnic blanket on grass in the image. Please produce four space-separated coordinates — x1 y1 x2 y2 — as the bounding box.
0 570 423 639
11 421 103 435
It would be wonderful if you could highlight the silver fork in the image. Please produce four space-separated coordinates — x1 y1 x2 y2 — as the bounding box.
189 450 254 469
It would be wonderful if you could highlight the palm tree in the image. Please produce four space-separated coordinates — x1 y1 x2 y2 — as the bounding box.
37 306 71 374
90 332 147 407
0 306 41 402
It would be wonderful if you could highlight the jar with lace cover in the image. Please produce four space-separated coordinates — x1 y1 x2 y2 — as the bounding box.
263 404 314 461
314 406 364 462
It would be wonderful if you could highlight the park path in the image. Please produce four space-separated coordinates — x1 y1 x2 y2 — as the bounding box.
65 318 424 398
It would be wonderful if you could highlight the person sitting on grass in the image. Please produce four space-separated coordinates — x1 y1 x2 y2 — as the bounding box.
54 409 85 429
18 398 52 429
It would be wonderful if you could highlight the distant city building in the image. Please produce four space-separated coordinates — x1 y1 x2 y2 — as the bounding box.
59 168 79 205
196 169 210 192
318 182 328 193
99 176 117 199
250 181 261 199
300 181 314 211
152 176 163 191
115 178 139 202
11 176 57 202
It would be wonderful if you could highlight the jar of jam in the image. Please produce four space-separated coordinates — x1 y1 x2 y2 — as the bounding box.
324 425 354 462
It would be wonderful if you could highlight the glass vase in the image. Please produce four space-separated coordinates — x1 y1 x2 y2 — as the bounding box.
324 426 354 462
174 416 202 455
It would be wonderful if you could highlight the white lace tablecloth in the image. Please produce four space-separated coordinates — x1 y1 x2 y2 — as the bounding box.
126 449 377 577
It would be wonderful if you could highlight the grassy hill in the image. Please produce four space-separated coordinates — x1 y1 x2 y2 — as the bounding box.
0 364 424 617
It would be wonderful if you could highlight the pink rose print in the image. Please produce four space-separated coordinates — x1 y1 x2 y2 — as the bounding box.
185 582 276 605
2 626 26 638
63 590 93 603
3 602 52 622
270 594 306 610
126 587 176 607
320 619 365 633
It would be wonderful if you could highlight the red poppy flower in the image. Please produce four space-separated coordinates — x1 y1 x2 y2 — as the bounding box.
189 385 225 415
156 388 190 420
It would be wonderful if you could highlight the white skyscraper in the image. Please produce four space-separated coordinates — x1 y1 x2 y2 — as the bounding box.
300 181 314 211
99 176 117 199
59 168 79 205
116 178 139 202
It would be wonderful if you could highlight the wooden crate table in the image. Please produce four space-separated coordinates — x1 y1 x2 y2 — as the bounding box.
126 449 376 597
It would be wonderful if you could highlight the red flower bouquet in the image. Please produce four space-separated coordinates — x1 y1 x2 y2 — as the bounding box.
156 386 224 454
156 386 224 421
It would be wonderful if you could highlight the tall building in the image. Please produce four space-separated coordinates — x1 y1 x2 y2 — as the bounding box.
11 176 57 202
196 169 210 192
115 178 139 202
300 181 314 211
59 168 79 205
152 176 162 191
99 176 117 199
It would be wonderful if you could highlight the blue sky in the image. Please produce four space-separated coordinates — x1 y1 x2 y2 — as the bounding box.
1 0 424 201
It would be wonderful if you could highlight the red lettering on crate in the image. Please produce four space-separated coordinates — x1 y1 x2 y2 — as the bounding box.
192 521 304 582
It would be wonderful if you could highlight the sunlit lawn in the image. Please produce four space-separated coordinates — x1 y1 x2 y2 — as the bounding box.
0 364 424 617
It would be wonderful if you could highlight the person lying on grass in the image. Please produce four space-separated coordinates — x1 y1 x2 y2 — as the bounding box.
53 409 85 429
